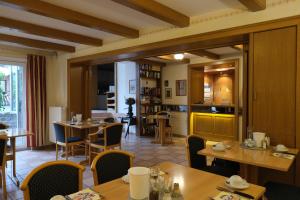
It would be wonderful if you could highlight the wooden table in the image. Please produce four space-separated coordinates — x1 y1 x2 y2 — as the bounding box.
4 129 32 186
93 162 265 200
57 121 106 130
198 141 299 183
56 121 107 164
149 115 172 145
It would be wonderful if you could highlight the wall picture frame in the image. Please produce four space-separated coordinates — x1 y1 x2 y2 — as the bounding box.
176 80 187 96
165 88 172 99
129 80 136 94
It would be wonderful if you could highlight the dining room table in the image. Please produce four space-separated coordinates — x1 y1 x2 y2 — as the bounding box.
93 161 266 200
197 140 299 184
149 114 173 146
56 120 108 164
2 128 33 186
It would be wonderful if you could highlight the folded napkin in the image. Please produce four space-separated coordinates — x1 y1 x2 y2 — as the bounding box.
66 188 102 200
214 191 251 200
272 152 295 160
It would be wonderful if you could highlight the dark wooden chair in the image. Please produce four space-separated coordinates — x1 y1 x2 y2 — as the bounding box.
0 135 8 200
91 150 134 185
53 123 84 160
20 160 85 200
265 181 300 200
186 135 238 177
88 123 123 164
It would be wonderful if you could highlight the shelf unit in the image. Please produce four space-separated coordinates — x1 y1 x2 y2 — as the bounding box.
106 91 116 113
136 61 164 136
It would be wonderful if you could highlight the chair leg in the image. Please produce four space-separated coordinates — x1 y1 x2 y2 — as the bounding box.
56 143 59 160
89 145 92 165
2 168 7 200
65 146 68 160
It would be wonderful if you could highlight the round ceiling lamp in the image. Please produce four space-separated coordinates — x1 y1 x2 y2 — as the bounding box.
174 53 184 60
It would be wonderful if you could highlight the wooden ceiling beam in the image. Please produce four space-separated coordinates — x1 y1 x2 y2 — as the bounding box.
157 55 190 64
112 0 189 27
135 58 166 66
0 0 139 38
0 16 102 46
188 50 220 60
0 33 75 52
238 0 266 11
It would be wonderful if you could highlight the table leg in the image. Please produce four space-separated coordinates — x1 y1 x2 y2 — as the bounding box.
240 164 259 184
7 137 20 186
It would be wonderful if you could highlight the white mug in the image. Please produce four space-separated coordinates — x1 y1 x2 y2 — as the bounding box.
76 114 82 123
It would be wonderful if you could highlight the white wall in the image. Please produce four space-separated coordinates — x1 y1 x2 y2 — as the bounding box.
116 61 137 115
162 63 188 105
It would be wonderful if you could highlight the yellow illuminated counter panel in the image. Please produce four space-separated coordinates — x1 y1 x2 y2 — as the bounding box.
190 112 236 141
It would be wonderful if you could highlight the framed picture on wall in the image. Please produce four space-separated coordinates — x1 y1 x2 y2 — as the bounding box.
176 80 187 96
129 80 136 94
165 88 172 99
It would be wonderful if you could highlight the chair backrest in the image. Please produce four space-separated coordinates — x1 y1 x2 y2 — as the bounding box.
0 135 7 167
104 117 115 123
104 123 123 146
20 161 85 200
53 123 65 143
0 123 8 130
186 135 207 169
91 150 134 185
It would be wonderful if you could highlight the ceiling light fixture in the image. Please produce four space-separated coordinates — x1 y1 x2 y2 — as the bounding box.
174 53 184 60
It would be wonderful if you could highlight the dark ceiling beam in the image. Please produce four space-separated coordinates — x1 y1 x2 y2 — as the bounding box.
0 0 139 38
188 50 220 60
238 0 266 11
0 33 75 52
112 0 190 27
135 58 166 66
157 55 190 64
0 16 102 46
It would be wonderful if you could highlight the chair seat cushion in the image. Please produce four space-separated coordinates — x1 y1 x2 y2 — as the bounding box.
67 137 83 143
265 181 300 200
91 139 104 146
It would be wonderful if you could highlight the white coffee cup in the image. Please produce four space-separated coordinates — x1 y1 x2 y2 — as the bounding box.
228 175 244 186
252 132 266 147
213 142 225 151
276 144 288 152
129 167 150 200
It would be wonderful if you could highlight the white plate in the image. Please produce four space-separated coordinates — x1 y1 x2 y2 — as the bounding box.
225 179 250 190
122 174 129 183
212 146 225 152
50 195 65 200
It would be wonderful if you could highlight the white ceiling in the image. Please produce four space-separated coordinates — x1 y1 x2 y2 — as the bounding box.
0 0 249 51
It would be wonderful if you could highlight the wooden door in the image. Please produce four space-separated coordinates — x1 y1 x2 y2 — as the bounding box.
251 26 296 147
250 26 297 185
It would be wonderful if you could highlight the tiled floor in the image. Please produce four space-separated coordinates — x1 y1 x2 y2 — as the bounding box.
2 133 188 200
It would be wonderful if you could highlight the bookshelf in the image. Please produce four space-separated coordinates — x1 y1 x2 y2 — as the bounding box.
136 61 164 136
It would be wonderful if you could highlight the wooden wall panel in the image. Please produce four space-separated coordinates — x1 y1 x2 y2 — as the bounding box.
252 27 296 147
250 26 297 185
69 67 83 115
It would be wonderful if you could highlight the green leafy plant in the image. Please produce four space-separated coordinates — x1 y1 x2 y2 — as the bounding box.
0 72 5 111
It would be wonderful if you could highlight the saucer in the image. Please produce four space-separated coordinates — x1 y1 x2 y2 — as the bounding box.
225 178 250 190
212 145 225 152
122 174 129 183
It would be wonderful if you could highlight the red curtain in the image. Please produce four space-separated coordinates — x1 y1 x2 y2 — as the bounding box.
26 55 47 148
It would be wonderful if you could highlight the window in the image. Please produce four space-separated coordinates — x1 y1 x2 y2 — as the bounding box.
0 62 26 148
